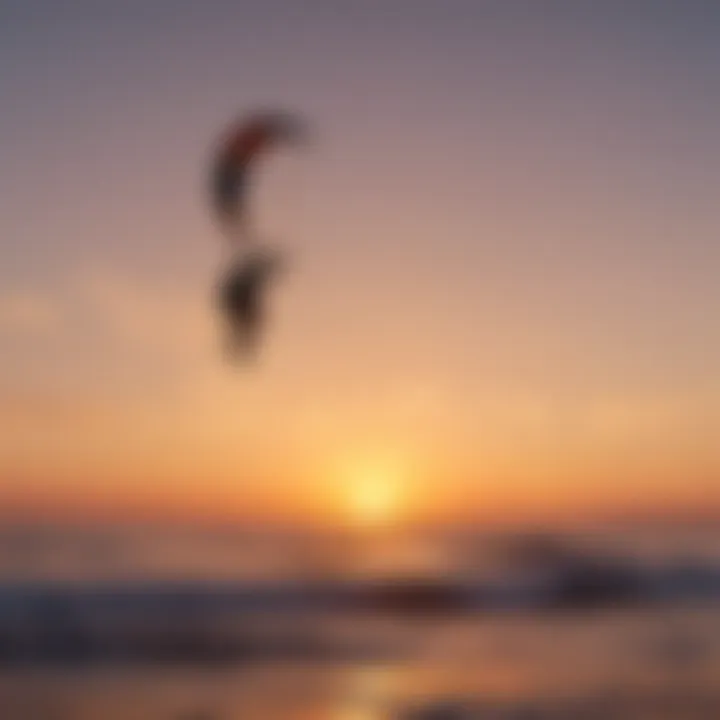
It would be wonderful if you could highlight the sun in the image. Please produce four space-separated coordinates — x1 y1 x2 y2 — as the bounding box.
345 461 403 528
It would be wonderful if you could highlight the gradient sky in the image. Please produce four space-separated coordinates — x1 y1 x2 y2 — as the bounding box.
1 0 719 525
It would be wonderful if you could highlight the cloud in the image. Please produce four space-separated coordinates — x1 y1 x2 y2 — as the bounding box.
0 265 227 412
73 267 212 352
0 265 214 358
0 293 60 336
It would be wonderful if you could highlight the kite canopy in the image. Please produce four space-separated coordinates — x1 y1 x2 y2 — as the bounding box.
210 110 307 240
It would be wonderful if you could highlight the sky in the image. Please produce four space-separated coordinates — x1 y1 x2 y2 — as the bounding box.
0 0 719 526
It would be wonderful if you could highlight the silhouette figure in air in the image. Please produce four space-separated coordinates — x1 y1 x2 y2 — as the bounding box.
217 247 284 362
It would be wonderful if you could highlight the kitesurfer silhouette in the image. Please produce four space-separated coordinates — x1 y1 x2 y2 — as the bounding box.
208 109 307 364
217 246 284 362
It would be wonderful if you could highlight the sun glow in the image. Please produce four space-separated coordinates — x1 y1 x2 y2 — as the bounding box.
345 460 404 528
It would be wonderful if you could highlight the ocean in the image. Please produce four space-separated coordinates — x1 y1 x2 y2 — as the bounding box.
1 523 718 719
